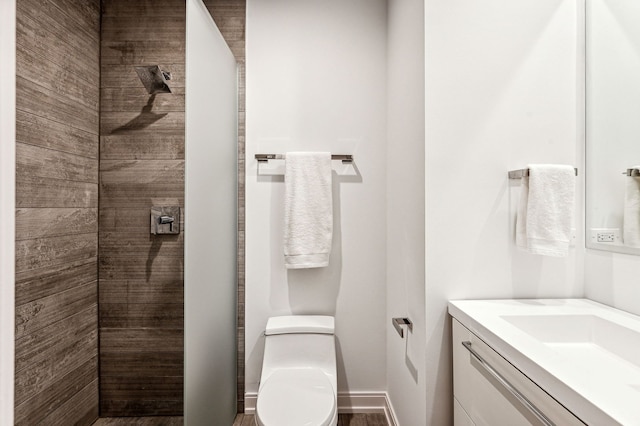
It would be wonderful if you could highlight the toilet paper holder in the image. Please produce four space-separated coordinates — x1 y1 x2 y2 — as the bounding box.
392 317 413 338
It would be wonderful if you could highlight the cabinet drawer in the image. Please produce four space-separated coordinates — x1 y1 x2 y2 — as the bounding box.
455 396 476 426
453 319 585 426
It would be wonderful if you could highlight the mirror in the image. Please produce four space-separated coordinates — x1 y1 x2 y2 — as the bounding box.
586 0 640 254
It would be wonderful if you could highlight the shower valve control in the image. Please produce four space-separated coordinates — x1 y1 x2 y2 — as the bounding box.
151 206 180 235
158 215 175 232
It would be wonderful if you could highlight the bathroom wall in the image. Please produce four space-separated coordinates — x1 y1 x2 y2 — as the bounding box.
424 0 581 424
14 0 100 424
99 0 185 416
386 0 426 424
245 0 388 403
585 253 640 316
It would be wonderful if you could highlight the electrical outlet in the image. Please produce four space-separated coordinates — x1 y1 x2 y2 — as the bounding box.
598 232 615 242
589 228 621 244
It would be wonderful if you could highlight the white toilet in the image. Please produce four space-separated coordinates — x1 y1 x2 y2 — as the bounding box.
255 315 338 426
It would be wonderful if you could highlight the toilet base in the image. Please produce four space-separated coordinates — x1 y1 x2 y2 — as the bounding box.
255 368 337 426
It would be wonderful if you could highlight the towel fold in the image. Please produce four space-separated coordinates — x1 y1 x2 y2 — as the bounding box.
516 164 575 257
284 152 333 268
623 166 640 247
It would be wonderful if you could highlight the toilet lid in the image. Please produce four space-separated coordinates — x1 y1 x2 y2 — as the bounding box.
256 369 336 426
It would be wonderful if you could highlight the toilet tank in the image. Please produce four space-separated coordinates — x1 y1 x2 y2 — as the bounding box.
260 316 336 390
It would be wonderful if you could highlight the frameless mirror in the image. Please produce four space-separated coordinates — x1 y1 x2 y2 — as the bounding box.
586 0 640 255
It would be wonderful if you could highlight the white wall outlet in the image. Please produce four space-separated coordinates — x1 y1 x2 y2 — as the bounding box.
589 228 621 244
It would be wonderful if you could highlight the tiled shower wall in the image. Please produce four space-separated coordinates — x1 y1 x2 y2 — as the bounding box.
15 0 245 419
98 0 186 416
14 0 100 424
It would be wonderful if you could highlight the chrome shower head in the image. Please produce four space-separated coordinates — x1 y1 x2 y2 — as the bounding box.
134 65 172 94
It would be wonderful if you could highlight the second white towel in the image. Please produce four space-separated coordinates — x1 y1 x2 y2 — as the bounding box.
516 164 575 257
284 152 333 269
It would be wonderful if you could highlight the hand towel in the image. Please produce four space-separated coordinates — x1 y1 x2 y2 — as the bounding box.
623 166 640 247
284 152 333 268
516 164 575 257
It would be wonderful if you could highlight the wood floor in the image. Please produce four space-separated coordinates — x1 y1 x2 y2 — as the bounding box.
92 418 183 425
93 413 389 425
234 413 389 426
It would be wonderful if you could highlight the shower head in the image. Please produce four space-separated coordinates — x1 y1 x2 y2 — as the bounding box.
134 65 172 94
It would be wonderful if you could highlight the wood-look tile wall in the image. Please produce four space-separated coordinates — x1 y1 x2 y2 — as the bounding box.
99 0 186 416
204 0 246 412
15 0 101 424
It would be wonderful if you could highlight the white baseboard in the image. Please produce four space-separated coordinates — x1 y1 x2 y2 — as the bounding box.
337 392 398 426
244 391 398 426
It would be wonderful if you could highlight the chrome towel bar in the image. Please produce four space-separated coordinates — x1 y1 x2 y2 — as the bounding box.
623 168 640 177
508 168 578 179
461 341 555 426
255 153 354 164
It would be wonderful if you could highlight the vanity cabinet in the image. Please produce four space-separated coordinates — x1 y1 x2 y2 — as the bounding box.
452 319 585 426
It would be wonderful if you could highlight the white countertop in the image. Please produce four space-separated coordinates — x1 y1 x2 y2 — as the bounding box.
448 299 640 426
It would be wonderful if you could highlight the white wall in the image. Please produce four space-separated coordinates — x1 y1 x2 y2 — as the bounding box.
424 0 581 423
0 0 16 423
585 252 640 316
386 0 426 424
245 0 388 398
185 0 238 423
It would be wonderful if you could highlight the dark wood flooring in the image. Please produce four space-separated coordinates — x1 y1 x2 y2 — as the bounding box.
92 413 389 425
234 413 389 426
92 418 183 425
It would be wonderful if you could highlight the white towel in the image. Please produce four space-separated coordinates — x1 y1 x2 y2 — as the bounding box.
284 152 333 269
516 164 575 257
623 166 640 247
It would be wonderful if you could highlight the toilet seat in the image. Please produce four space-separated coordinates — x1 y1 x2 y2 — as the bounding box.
256 368 336 426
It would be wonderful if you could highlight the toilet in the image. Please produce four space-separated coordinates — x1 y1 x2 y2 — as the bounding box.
255 315 338 426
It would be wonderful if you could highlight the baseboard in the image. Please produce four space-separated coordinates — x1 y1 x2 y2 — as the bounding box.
337 392 398 426
245 391 398 426
243 392 257 413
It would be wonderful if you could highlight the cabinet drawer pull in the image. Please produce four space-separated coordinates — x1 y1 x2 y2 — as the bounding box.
461 341 555 426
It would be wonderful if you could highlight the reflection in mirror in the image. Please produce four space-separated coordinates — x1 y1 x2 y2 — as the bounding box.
586 0 640 254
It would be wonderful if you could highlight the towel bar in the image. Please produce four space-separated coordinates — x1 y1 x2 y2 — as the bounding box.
623 168 640 177
255 154 353 164
508 168 578 179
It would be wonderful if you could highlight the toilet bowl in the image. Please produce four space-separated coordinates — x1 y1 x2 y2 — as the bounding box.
255 315 338 426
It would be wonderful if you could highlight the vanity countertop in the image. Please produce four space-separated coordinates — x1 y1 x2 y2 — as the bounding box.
448 298 640 426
